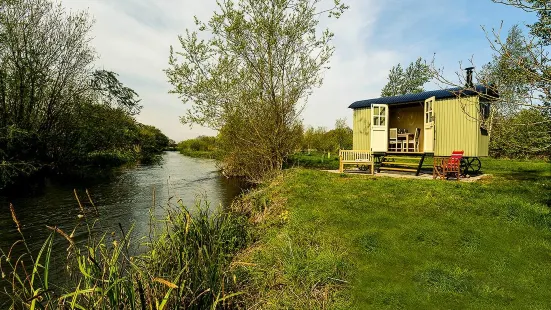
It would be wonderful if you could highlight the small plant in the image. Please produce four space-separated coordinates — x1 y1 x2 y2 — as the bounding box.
1 195 250 309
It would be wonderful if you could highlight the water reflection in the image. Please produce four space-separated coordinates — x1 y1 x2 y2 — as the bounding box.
0 152 244 293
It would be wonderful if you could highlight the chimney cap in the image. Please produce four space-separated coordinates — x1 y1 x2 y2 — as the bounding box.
465 66 475 71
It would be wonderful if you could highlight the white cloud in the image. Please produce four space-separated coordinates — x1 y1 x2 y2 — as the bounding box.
62 0 219 141
303 0 399 129
60 0 405 139
59 0 514 140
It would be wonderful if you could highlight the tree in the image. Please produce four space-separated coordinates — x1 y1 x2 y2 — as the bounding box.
478 25 533 138
430 1 551 158
490 108 551 158
432 1 551 111
302 125 316 153
331 118 352 150
0 0 95 186
91 70 142 116
381 57 432 97
0 0 165 188
299 120 351 153
494 0 551 45
0 0 95 134
165 0 348 182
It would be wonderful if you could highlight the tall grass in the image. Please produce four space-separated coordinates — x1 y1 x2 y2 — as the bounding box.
1 195 250 309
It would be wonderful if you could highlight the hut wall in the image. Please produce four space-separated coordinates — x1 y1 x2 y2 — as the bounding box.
433 96 481 157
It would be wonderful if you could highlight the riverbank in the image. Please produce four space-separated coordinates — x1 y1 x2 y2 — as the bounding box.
176 148 342 169
3 157 549 308
0 153 246 308
284 151 340 170
178 149 222 160
233 158 551 308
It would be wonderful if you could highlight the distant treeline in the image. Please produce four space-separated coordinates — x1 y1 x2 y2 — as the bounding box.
301 119 353 153
177 136 221 159
0 0 169 190
177 119 353 162
489 109 551 159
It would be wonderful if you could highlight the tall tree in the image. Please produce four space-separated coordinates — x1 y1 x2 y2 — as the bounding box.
0 0 95 133
166 0 348 182
0 0 96 185
91 70 142 116
0 0 158 188
494 0 551 45
381 57 431 97
332 118 352 150
431 1 551 158
478 25 533 138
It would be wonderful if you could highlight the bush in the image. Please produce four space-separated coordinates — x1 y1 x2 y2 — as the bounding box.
490 109 551 159
177 136 221 159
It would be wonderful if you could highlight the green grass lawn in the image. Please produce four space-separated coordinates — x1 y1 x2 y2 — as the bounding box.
285 151 340 170
238 158 551 309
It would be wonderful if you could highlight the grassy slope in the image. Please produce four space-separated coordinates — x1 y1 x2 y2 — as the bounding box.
238 158 551 309
285 151 340 170
178 149 222 160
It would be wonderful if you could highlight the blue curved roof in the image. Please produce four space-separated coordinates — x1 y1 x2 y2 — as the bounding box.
349 85 494 109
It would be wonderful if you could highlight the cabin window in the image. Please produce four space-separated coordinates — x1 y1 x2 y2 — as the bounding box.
479 102 491 135
373 106 386 126
480 102 490 120
425 100 433 123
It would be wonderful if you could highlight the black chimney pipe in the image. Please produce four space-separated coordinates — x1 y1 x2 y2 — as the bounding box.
465 67 475 88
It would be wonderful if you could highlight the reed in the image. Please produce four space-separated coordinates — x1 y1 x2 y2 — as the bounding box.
1 196 250 309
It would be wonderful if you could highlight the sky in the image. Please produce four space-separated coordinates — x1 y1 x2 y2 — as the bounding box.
61 0 537 142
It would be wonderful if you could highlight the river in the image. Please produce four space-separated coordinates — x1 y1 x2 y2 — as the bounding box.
0 152 245 298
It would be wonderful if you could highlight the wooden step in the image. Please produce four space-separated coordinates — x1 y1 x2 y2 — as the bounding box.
386 152 426 155
378 167 418 172
384 156 424 160
381 162 421 167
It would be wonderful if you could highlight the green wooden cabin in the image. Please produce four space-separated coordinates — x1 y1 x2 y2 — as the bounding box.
349 85 497 158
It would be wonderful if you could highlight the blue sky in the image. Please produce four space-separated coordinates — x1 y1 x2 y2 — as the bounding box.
62 0 536 141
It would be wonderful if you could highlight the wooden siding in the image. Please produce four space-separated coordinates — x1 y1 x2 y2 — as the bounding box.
353 108 371 150
434 96 480 157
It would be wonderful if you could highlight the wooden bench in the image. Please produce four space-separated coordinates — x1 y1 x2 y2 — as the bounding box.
339 150 374 175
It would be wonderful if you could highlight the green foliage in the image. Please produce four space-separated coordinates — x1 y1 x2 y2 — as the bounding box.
235 159 551 308
1 199 250 309
285 151 340 170
300 119 353 153
490 108 551 158
178 136 217 152
493 0 551 45
381 57 432 97
166 0 347 182
485 1 551 106
479 25 532 118
0 0 169 189
477 21 551 158
177 136 221 159
137 124 171 163
91 70 143 116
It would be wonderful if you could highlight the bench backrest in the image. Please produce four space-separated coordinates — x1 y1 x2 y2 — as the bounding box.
447 150 464 168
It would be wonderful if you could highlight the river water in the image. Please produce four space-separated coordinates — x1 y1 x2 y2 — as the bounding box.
0 152 244 297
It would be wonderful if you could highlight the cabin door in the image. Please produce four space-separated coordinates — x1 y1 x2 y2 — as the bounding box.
424 96 435 152
370 104 389 152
